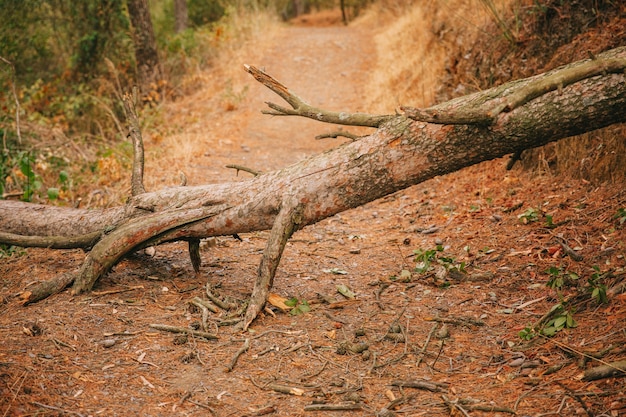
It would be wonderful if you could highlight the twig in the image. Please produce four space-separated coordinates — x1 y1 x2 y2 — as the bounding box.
582 359 626 381
31 402 85 417
431 340 445 369
441 395 471 417
149 323 218 340
315 131 360 141
555 381 593 417
244 64 394 128
92 285 144 296
249 377 305 395
190 296 218 313
206 284 238 310
416 323 438 367
424 315 485 328
390 379 448 392
226 164 262 177
226 338 249 372
303 403 363 411
375 282 390 310
3 370 27 417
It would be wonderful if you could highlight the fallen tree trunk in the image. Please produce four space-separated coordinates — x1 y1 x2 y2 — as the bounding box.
2 47 625 329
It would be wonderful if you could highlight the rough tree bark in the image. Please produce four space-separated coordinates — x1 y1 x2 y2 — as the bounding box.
1 47 625 329
127 0 163 93
174 0 188 33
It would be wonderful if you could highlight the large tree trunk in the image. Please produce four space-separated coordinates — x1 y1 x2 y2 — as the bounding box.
127 0 162 93
174 0 188 33
2 47 625 328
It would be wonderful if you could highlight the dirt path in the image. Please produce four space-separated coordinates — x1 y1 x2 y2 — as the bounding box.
2 11 626 417
237 24 374 172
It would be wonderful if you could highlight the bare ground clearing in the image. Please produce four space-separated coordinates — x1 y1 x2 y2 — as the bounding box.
1 10 625 417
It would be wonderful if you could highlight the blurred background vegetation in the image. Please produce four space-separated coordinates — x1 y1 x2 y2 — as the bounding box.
0 0 624 207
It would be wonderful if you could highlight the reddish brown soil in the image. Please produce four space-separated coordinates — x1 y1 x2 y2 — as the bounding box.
1 10 625 417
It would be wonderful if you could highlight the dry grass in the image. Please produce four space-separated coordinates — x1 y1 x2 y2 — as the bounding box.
145 1 624 190
357 0 624 184
142 9 283 191
358 0 516 111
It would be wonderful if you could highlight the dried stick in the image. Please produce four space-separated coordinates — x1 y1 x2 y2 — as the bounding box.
416 323 438 367
31 402 85 417
226 338 250 372
390 379 448 392
424 315 485 328
303 403 363 411
244 64 394 128
555 382 593 417
149 323 218 340
315 131 360 141
249 377 305 395
582 359 626 381
190 297 218 313
18 270 77 305
225 164 262 176
442 395 471 417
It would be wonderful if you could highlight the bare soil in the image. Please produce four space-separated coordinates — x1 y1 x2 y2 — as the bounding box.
1 10 625 417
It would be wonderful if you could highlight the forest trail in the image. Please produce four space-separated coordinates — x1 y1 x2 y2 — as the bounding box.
2 9 625 417
149 13 378 187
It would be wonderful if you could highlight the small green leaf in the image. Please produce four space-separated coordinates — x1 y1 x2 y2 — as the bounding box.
284 297 298 307
542 326 557 336
59 170 69 183
47 187 59 201
553 315 567 329
566 314 577 328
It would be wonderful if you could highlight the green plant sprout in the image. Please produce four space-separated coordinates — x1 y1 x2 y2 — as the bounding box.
285 297 311 316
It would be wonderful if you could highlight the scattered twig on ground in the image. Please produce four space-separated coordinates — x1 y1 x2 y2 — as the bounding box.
424 315 485 328
241 405 276 416
249 377 305 395
442 395 471 417
206 284 239 310
315 131 360 141
148 324 218 340
303 403 363 411
431 340 445 370
375 282 391 310
555 381 593 417
2 370 27 417
250 329 305 340
31 401 85 417
300 361 329 380
390 379 448 393
92 285 144 296
554 236 584 261
416 323 438 367
582 359 626 381
226 338 250 372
